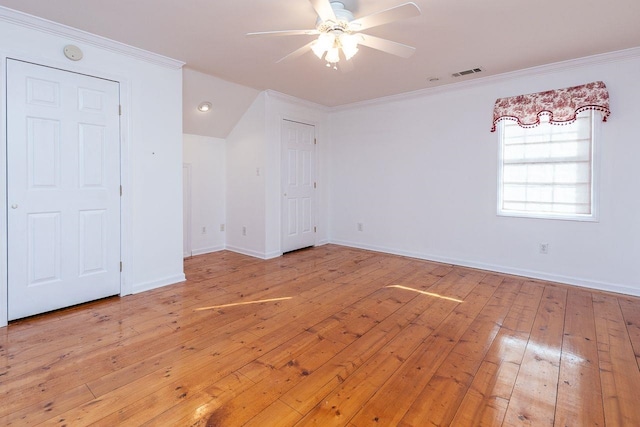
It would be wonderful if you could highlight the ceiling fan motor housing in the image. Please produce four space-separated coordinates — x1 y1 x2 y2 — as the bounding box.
316 2 355 33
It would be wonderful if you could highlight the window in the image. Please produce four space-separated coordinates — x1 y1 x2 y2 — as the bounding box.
491 81 610 220
497 110 597 220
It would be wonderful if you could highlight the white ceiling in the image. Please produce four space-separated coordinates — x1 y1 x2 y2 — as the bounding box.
1 0 639 107
183 68 260 138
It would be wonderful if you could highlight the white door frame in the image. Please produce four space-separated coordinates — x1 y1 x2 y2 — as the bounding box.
280 118 317 253
0 53 132 327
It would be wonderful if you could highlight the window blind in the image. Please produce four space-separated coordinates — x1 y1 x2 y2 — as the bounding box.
500 111 593 216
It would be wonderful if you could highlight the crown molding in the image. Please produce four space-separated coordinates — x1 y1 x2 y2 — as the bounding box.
0 6 184 70
332 46 640 112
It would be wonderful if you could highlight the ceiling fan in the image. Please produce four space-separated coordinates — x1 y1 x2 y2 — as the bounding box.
247 0 421 71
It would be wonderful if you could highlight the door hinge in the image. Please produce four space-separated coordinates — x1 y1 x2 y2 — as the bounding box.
120 185 123 196
119 105 122 116
314 138 317 145
314 182 317 189
314 226 317 233
120 261 123 272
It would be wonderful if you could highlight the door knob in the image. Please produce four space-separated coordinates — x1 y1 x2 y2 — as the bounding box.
11 204 18 209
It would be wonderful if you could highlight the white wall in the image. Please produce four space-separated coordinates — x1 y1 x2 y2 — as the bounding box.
264 91 330 258
226 93 267 257
183 134 226 255
225 91 330 259
328 50 640 296
0 8 185 325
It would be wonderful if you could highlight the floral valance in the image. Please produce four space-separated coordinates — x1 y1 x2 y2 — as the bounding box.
491 81 610 132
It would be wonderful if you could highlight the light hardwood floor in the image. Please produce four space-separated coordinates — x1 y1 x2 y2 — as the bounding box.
1 245 639 426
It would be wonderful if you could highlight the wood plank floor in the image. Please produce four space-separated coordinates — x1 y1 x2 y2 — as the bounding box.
1 245 639 426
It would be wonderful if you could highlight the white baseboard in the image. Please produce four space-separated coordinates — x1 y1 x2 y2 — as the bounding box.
264 250 282 260
225 245 269 259
190 245 225 256
226 244 329 260
330 239 640 297
132 273 186 294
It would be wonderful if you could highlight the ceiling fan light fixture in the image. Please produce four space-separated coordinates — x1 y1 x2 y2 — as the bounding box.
311 41 326 59
342 45 358 61
317 33 335 52
325 47 340 64
340 33 359 60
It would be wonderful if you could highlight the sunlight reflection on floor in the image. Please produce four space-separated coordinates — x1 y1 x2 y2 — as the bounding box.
195 297 293 311
386 284 464 303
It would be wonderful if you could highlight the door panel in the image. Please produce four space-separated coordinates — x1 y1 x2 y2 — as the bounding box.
281 120 316 253
28 117 60 188
78 209 108 276
28 212 61 285
79 124 107 187
7 59 121 320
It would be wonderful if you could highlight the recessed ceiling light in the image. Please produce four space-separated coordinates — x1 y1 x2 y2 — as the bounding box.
198 102 212 112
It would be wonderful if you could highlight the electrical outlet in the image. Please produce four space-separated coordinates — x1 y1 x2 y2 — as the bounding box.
539 243 549 254
242 226 247 236
357 223 363 232
220 224 225 232
202 226 206 234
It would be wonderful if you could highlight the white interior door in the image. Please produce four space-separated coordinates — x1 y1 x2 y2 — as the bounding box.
7 59 121 320
281 119 316 253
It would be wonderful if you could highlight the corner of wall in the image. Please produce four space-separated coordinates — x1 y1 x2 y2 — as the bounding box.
225 92 268 256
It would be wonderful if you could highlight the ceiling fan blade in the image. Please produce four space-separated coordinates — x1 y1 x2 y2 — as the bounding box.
309 0 337 22
247 29 320 37
358 34 416 58
349 2 421 31
276 40 316 63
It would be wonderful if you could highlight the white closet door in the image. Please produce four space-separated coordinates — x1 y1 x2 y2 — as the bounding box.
7 59 121 320
281 120 316 253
